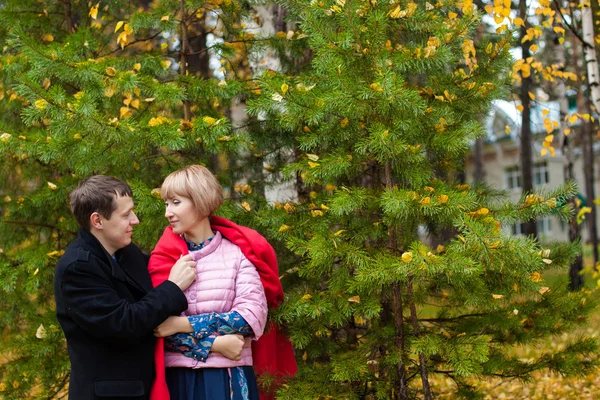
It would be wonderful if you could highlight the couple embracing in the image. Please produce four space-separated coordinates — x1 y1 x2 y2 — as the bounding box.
54 165 297 400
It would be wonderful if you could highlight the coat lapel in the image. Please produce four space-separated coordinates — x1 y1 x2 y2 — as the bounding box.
78 229 150 294
117 246 153 293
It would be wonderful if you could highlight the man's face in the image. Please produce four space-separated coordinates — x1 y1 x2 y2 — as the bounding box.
94 195 139 255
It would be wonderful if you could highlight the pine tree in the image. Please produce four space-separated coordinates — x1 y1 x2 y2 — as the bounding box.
243 0 599 398
0 0 256 397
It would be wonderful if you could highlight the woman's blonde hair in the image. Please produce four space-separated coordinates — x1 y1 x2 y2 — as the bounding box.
160 165 223 219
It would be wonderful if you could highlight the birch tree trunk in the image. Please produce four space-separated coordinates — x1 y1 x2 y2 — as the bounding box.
581 0 600 112
573 37 599 267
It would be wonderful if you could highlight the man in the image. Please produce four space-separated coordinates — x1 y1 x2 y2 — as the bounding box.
54 175 196 399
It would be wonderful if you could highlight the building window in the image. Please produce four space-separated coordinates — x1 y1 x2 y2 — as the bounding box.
538 217 552 234
510 217 552 236
504 162 549 190
534 162 549 186
505 166 521 190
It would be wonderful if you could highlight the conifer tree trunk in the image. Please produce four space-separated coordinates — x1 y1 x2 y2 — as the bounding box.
556 34 584 290
385 162 409 400
519 0 537 238
180 0 192 121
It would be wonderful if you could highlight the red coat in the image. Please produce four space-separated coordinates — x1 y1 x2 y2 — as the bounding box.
148 216 297 400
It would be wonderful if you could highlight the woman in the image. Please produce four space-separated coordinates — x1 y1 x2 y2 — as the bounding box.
148 165 297 400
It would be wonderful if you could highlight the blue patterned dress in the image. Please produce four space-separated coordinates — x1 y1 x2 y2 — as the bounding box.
164 236 260 400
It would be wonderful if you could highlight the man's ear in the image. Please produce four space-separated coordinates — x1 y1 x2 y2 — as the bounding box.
90 212 103 230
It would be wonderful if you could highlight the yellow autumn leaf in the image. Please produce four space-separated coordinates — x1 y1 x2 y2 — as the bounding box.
516 104 524 112
106 67 117 76
104 86 116 97
306 154 319 161
437 194 449 203
568 114 578 124
388 5 402 18
115 21 125 33
492 294 504 299
47 182 58 190
161 15 170 21
301 294 312 300
161 59 172 70
528 91 535 100
278 224 291 232
133 63 141 71
542 258 552 264
281 83 289 94
538 287 550 295
505 125 511 134
333 230 344 236
545 135 554 142
120 107 130 118
530 44 539 52
530 272 544 282
203 116 216 126
311 210 324 217
369 82 383 92
241 202 251 211
348 296 361 303
35 99 48 110
42 33 54 42
448 11 458 19
129 98 139 109
89 3 99 19
340 117 349 128
541 148 548 156
308 161 320 168
401 251 413 263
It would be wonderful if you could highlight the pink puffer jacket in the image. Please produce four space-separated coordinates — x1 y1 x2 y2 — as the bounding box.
164 231 268 369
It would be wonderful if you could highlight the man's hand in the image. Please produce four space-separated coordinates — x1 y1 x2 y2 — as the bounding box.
168 254 196 291
154 316 193 337
212 334 246 361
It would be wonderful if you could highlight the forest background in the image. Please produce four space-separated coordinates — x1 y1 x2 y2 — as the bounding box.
1 0 600 398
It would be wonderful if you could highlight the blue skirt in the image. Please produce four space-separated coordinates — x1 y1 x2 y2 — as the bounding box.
165 366 260 400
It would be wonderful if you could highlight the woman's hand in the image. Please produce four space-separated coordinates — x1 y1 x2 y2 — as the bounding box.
211 334 248 361
154 316 193 337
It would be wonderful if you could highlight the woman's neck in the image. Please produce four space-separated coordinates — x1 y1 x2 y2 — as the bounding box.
183 217 214 245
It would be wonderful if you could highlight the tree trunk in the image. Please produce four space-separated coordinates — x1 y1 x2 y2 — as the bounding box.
385 162 409 400
556 34 584 290
473 137 485 183
581 0 600 112
519 0 537 238
573 35 599 268
582 102 598 265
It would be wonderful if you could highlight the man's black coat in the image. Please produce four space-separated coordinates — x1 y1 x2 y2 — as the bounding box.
54 229 188 400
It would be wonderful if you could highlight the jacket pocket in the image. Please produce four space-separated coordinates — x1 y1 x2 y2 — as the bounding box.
94 380 144 397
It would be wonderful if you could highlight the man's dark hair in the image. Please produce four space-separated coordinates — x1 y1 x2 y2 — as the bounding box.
69 175 133 230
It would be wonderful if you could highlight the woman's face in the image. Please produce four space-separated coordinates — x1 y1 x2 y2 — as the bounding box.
164 196 197 236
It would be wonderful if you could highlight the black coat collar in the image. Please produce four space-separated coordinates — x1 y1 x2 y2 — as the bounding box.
77 229 151 293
